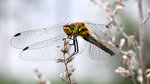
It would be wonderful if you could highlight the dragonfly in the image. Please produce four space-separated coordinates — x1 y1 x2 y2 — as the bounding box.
10 22 117 61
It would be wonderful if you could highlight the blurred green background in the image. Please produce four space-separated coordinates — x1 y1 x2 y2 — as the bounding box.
0 0 150 84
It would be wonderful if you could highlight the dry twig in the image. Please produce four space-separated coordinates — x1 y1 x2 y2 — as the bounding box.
34 68 50 84
137 0 147 84
143 9 150 24
57 38 76 84
92 0 139 49
91 0 149 84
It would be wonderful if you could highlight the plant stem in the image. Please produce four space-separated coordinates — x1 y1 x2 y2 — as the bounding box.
63 53 71 84
143 12 150 24
92 0 139 49
137 0 147 84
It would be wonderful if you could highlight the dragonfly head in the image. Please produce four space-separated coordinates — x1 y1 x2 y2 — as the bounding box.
63 24 73 36
63 22 87 37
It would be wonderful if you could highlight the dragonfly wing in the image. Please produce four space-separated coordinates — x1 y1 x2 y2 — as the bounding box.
84 40 116 61
19 36 71 61
84 22 117 61
10 23 66 49
85 22 111 41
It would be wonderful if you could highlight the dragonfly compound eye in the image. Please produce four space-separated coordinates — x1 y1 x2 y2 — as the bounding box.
63 25 71 29
63 25 72 36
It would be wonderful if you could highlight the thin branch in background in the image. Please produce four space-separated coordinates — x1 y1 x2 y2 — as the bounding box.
34 68 50 84
91 0 150 84
92 0 150 83
104 25 138 84
137 0 147 84
92 0 139 50
93 0 139 55
57 38 76 84
143 9 150 24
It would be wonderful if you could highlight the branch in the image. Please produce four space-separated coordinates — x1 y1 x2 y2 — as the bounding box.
34 68 50 84
143 9 150 24
92 0 139 50
92 0 141 84
137 0 147 84
57 38 76 84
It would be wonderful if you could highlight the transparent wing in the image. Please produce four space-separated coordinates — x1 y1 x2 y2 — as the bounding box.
85 22 111 40
19 36 72 61
84 22 117 61
10 23 69 61
10 23 66 49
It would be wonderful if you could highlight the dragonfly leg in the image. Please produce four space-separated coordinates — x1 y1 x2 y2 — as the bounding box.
71 36 77 56
68 36 79 59
75 37 79 54
64 35 79 62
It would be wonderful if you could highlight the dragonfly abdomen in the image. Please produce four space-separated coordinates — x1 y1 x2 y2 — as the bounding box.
83 34 115 56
